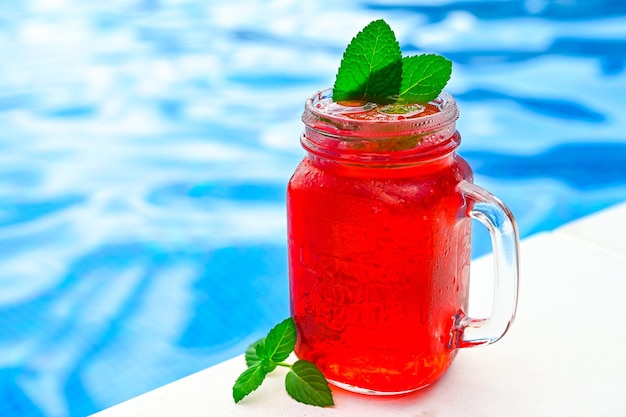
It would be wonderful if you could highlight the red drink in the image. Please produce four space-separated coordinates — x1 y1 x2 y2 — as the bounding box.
288 158 472 392
288 90 519 394
288 92 471 393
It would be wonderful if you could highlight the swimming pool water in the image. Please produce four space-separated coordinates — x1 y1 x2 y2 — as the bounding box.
1 1 625 416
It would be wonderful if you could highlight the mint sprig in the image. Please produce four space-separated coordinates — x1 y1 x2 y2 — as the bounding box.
333 19 452 104
233 318 334 408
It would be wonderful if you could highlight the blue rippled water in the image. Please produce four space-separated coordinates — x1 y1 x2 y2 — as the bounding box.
1 1 625 416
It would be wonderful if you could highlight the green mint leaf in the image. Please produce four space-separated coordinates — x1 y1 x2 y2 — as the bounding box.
333 19 402 103
245 338 277 372
398 54 452 103
245 338 265 367
285 360 334 407
264 317 296 363
232 365 267 403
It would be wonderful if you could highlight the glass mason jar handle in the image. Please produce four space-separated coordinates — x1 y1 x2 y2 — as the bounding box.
453 181 520 349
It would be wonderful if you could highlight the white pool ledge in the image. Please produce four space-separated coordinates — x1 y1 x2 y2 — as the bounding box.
91 201 626 417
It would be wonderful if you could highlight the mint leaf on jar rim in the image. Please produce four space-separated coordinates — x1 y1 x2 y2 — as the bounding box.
332 19 402 103
398 54 452 103
285 360 335 407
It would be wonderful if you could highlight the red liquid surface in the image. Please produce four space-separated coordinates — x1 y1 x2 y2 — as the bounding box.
287 151 473 393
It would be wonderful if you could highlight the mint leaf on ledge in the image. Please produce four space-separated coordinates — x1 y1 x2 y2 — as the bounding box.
285 360 335 407
245 337 264 367
245 337 277 373
233 365 266 403
264 317 296 363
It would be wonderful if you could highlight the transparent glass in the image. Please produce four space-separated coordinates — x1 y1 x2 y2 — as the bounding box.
287 89 520 395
